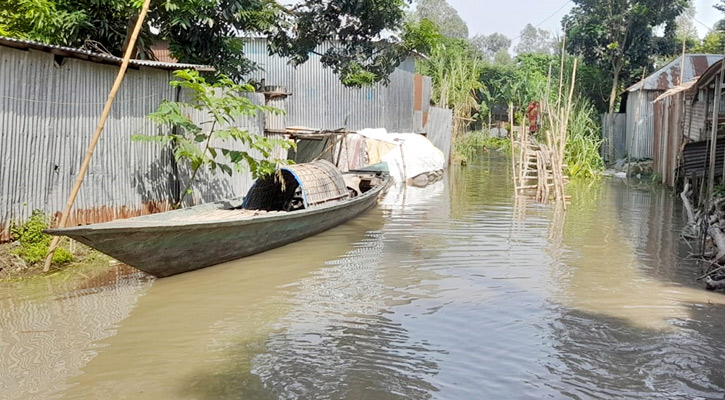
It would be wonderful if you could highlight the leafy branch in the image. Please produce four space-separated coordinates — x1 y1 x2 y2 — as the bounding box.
133 69 292 208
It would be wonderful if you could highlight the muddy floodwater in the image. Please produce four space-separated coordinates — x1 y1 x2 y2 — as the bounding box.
2 154 725 400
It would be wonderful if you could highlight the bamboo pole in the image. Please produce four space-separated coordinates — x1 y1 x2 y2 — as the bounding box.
560 58 578 164
706 69 723 203
43 0 152 272
509 103 517 191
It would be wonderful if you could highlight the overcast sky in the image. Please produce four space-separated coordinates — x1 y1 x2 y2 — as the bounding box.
444 0 722 44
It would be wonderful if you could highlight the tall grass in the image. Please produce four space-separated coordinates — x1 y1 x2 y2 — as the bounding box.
454 130 510 162
563 100 604 179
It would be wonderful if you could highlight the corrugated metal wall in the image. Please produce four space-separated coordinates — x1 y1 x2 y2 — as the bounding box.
426 107 453 165
601 113 627 162
626 90 662 159
685 94 708 141
2 40 440 239
1 46 177 240
244 39 417 132
0 46 265 240
653 92 683 187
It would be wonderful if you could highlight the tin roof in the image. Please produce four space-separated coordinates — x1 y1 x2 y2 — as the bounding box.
653 79 699 103
697 59 725 89
0 36 214 71
627 54 722 92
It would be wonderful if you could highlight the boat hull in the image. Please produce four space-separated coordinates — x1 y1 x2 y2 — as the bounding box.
47 177 388 277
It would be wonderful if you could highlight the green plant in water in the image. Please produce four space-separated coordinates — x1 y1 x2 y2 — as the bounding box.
562 99 604 179
133 69 293 208
11 210 73 266
714 185 725 198
454 130 511 162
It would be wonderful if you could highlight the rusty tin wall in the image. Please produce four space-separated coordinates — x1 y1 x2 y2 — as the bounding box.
1 47 177 240
653 92 684 187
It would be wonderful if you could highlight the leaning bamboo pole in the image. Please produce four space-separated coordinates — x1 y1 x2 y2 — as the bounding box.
43 0 152 272
509 103 517 190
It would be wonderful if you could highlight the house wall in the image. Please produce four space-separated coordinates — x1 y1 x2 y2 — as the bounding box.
653 92 684 187
626 90 662 160
601 113 627 162
685 93 708 142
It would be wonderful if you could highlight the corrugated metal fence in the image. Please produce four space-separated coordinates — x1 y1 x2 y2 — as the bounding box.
0 46 264 240
1 41 447 240
244 39 420 132
626 90 661 159
426 107 453 165
601 113 626 162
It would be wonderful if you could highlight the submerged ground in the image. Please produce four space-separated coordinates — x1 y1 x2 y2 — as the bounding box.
1 154 724 399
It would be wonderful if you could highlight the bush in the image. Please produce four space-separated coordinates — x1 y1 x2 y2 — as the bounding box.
11 210 73 267
564 100 604 179
454 130 511 161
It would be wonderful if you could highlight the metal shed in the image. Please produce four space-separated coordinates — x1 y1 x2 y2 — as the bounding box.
625 54 722 160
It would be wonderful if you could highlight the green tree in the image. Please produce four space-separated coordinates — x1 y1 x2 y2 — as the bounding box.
470 33 511 61
563 0 688 113
132 70 291 208
675 2 699 50
0 0 87 44
414 0 468 39
417 33 482 134
0 0 418 85
515 24 556 56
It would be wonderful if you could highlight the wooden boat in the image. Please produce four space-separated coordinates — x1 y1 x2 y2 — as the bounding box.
46 161 390 277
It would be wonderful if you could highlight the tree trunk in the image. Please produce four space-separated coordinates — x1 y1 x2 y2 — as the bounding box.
608 62 622 115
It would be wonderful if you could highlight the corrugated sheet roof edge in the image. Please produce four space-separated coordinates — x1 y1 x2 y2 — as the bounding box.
627 54 723 92
0 36 214 72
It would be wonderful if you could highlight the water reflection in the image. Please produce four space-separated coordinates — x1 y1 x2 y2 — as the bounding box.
60 210 387 399
556 179 725 330
2 154 725 399
0 266 152 400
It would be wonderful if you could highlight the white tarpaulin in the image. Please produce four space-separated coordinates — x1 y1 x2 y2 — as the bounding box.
357 128 445 184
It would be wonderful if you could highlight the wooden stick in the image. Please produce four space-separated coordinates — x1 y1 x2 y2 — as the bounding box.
43 0 152 272
560 58 578 163
509 103 517 191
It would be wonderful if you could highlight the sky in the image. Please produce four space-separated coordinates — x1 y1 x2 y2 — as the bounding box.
444 0 723 44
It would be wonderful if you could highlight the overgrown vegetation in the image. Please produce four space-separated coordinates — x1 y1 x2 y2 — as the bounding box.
132 69 292 208
416 30 483 136
454 131 510 162
564 100 605 179
10 210 73 267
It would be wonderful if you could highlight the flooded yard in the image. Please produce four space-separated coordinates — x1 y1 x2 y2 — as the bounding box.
2 154 725 399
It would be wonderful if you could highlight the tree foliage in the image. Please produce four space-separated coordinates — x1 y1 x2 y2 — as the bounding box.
675 2 698 48
515 24 556 56
414 0 468 39
0 0 418 85
563 0 688 113
416 27 481 135
470 33 511 61
269 0 419 86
